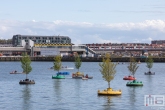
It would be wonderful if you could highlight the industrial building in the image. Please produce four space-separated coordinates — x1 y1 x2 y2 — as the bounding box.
12 34 71 47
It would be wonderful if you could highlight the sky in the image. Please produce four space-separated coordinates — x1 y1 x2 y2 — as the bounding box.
0 0 165 44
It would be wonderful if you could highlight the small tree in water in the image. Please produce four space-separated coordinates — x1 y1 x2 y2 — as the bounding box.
53 55 62 74
99 53 117 88
74 53 82 72
145 55 154 72
21 53 32 79
127 57 139 77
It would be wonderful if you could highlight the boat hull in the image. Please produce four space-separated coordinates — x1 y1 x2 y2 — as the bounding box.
10 72 23 74
62 67 74 70
72 76 83 79
123 76 136 80
82 77 88 80
126 83 143 86
52 75 65 79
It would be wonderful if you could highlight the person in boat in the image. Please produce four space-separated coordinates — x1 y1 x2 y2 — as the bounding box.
14 70 17 73
85 74 88 78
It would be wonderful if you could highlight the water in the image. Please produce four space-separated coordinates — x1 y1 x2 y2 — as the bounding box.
0 61 165 110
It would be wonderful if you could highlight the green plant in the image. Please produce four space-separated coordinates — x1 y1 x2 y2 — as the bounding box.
21 53 32 79
74 53 82 72
99 53 117 88
53 55 62 74
127 57 139 77
145 55 154 72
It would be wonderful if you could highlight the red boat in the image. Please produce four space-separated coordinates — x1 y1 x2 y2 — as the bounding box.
123 76 136 80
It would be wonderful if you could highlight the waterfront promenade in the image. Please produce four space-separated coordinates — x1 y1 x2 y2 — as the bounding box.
1 56 165 62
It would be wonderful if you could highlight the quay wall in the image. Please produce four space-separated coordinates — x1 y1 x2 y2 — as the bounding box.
0 57 165 62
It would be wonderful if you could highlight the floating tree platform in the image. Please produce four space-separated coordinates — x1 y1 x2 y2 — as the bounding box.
144 72 155 75
19 79 35 84
98 88 122 95
126 80 143 86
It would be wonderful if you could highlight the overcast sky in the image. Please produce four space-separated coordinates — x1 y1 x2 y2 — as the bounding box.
0 0 165 44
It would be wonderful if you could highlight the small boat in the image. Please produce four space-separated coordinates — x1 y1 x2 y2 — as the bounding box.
126 80 143 86
61 66 74 70
52 75 65 79
123 76 136 80
72 72 84 79
138 61 141 64
10 71 23 74
144 71 155 75
82 77 88 80
49 66 74 70
98 88 122 95
87 76 93 79
72 72 93 79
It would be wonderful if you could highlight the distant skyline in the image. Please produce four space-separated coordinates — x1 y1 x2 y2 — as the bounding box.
0 0 165 44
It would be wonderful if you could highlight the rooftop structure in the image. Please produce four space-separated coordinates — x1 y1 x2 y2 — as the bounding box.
151 40 165 44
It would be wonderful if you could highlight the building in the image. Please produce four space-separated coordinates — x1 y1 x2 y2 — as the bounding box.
12 34 71 47
151 40 165 44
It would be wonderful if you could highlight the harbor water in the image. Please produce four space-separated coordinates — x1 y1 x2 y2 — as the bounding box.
0 62 165 110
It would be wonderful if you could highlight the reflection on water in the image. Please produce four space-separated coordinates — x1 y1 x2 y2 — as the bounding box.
21 85 32 110
127 86 143 110
53 79 62 102
98 95 121 110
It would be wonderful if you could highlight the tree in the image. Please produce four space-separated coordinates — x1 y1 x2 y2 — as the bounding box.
127 57 139 77
145 55 154 72
21 53 32 79
74 53 82 72
53 55 62 74
99 53 117 88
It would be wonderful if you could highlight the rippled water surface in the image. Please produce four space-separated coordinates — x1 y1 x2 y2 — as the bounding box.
0 61 165 110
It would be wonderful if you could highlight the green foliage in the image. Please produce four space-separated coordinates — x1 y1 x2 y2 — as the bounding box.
54 55 62 73
145 55 154 72
99 53 117 88
74 53 82 72
127 57 139 77
21 53 32 79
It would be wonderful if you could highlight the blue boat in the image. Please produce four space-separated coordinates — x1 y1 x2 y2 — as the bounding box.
57 72 70 75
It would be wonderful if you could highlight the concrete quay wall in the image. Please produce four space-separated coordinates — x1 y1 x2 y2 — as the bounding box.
0 57 165 62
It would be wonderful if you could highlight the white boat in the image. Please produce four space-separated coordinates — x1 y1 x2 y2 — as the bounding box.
61 67 74 69
82 77 88 80
10 71 23 74
138 61 141 64
49 66 74 70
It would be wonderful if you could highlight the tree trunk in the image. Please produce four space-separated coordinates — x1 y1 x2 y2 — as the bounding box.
108 82 110 88
26 74 28 79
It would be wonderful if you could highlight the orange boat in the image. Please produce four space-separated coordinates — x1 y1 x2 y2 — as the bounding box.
123 76 136 80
